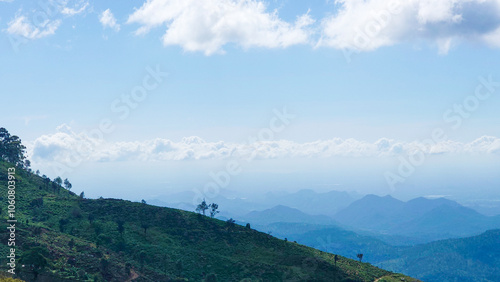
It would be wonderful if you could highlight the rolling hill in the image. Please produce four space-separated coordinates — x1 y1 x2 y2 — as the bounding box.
0 160 417 282
334 194 500 242
260 222 500 281
378 229 500 282
241 205 338 226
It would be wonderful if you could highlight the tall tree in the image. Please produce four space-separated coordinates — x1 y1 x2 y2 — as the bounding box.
357 253 363 262
209 203 219 218
64 178 72 191
54 176 63 186
0 128 27 167
196 199 209 216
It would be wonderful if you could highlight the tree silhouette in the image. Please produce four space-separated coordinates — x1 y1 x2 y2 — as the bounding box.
196 199 209 216
54 176 63 187
357 253 363 262
209 203 219 218
64 178 72 191
226 218 236 228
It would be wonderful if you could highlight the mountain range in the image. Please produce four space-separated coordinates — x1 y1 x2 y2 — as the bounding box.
334 194 500 242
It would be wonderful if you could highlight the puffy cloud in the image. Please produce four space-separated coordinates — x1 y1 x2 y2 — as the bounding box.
26 125 500 165
99 9 120 31
61 1 89 16
317 0 500 53
127 0 314 55
6 15 61 39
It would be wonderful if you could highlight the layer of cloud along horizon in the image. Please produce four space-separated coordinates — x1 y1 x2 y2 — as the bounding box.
27 125 500 165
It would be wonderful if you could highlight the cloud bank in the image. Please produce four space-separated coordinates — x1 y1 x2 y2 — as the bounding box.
27 125 500 164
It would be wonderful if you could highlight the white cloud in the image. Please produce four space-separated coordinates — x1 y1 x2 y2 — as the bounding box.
6 15 61 39
318 0 500 53
127 0 314 55
100 9 120 31
26 125 500 165
61 1 89 16
4 1 89 40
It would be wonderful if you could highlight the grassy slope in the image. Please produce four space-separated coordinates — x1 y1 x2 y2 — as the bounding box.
0 161 419 281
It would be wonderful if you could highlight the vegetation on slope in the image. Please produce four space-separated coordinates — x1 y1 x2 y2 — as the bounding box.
0 159 421 281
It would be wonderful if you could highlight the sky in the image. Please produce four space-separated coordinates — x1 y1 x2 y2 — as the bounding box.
1 0 499 204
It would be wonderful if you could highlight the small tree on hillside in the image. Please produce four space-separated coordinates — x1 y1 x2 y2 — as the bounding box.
196 199 209 216
357 253 363 262
209 203 219 218
226 218 235 228
64 178 72 191
54 176 63 186
0 128 28 167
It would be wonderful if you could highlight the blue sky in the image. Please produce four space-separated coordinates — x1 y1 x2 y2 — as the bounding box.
1 0 499 203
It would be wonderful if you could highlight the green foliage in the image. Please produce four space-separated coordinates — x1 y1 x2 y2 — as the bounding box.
19 246 49 280
196 198 209 215
0 128 27 168
209 203 219 218
63 178 72 191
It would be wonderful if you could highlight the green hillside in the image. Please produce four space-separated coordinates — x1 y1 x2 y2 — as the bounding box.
0 160 418 282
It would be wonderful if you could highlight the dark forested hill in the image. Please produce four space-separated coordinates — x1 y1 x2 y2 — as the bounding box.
378 229 500 282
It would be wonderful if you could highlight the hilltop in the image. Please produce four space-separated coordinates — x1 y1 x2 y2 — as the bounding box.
0 160 418 282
